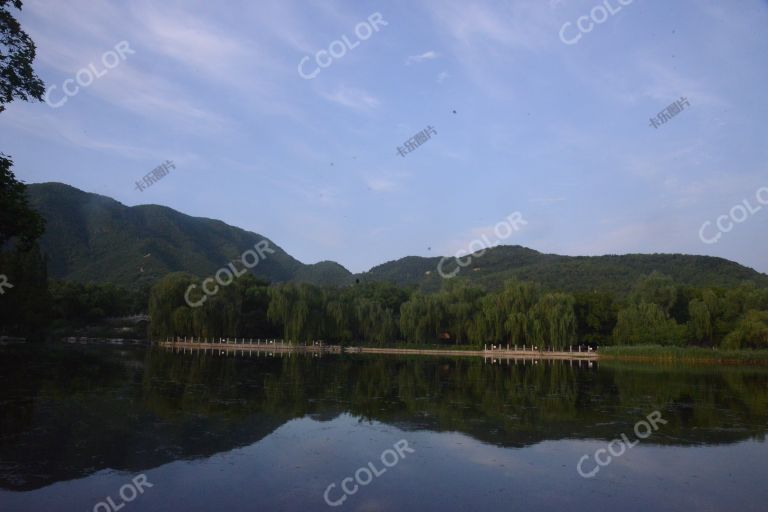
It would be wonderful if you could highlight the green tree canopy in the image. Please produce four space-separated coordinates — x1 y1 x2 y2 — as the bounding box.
0 0 44 112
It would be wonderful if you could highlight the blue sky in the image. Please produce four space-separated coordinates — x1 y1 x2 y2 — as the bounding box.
2 0 767 273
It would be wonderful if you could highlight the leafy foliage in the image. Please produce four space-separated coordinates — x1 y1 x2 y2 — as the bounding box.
613 302 685 346
146 272 768 350
0 155 44 249
362 246 768 294
0 0 44 114
0 244 48 335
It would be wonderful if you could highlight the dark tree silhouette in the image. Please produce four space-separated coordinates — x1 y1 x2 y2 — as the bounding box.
0 154 44 248
0 0 44 114
0 0 45 248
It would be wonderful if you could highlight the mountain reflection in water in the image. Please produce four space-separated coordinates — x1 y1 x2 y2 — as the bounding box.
1 345 767 511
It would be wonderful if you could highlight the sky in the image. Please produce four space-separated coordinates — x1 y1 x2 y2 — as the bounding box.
2 0 767 274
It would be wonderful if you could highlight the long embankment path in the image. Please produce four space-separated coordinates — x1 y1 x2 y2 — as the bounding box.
157 338 599 361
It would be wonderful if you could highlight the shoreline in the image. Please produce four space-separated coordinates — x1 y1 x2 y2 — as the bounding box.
599 346 768 365
6 339 767 365
156 339 597 360
598 354 768 366
154 340 768 365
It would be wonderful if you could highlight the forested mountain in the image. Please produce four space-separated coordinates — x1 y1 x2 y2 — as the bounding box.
26 183 768 293
26 183 353 288
362 246 768 294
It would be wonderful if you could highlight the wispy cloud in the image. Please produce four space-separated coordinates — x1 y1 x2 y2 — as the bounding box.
423 0 559 97
6 0 768 275
320 86 380 111
4 108 173 160
366 177 397 193
529 197 567 205
405 50 439 65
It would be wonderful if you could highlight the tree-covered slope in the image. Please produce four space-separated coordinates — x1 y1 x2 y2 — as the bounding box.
26 183 768 293
27 183 352 288
359 245 768 294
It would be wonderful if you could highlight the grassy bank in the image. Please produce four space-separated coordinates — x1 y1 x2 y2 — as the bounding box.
600 345 768 364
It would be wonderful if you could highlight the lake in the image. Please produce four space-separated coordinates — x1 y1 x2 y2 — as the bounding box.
1 344 767 511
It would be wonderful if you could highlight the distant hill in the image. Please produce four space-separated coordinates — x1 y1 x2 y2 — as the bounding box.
359 246 768 294
27 183 353 288
26 183 768 293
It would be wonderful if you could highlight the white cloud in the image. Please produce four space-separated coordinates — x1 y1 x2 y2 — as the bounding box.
320 86 380 111
136 7 250 75
423 0 559 98
366 178 397 193
405 50 439 65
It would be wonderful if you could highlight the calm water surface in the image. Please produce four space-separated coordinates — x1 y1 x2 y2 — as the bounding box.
1 345 767 511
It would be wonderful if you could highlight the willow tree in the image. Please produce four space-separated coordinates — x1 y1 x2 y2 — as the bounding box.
355 298 397 343
471 293 505 344
687 298 712 344
400 292 443 344
439 283 484 344
148 273 197 338
324 290 355 343
527 293 577 349
238 275 274 337
267 283 325 342
722 310 768 349
503 280 540 344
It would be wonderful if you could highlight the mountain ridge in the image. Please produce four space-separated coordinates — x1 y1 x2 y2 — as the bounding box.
26 182 768 293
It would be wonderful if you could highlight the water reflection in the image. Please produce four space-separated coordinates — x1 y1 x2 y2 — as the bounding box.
1 345 767 510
